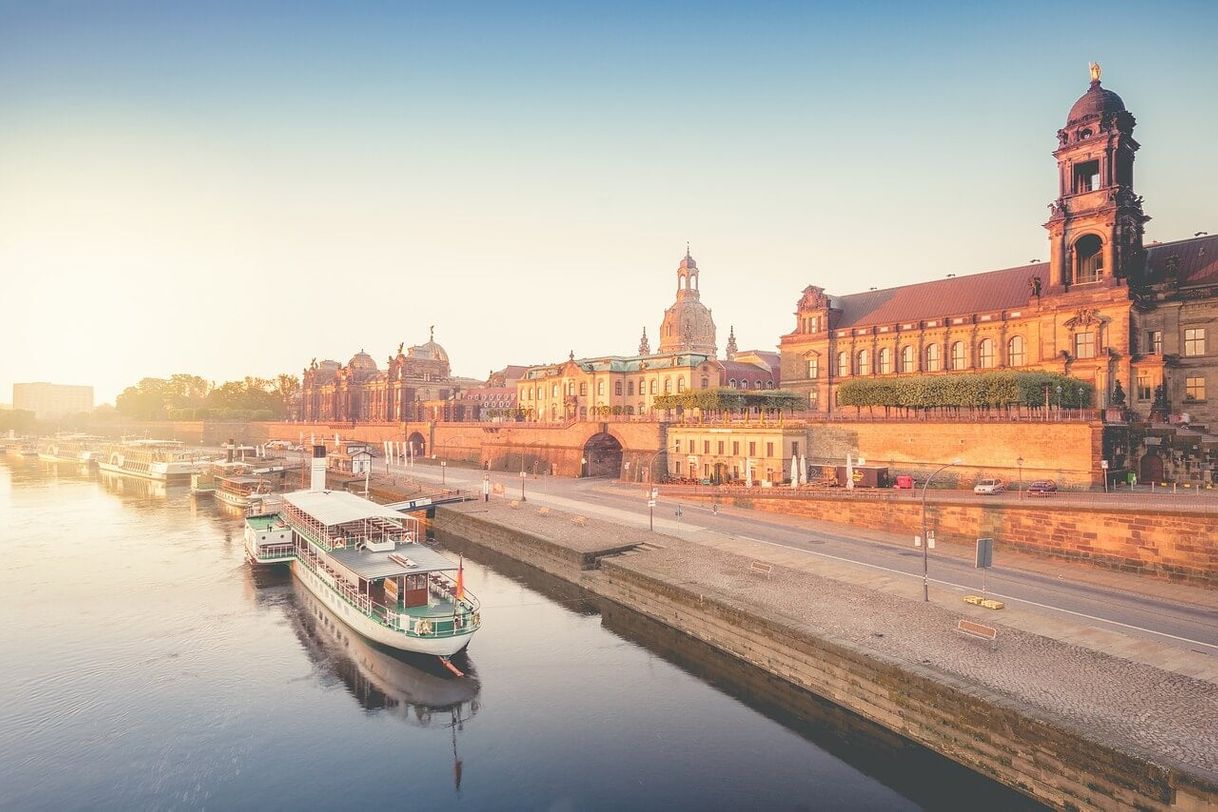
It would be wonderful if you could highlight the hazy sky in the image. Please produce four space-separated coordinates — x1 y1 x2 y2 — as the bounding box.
3 1 1216 405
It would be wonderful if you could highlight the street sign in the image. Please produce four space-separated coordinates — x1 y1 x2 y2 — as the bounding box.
1100 460 1109 469
650 488 658 500
975 537 994 569
647 499 656 508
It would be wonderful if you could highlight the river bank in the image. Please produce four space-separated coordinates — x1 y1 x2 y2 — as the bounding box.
429 497 1218 811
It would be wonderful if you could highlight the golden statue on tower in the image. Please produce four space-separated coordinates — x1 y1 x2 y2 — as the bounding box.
1089 61 1102 83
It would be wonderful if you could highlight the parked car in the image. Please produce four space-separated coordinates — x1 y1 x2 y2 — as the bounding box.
1026 479 1058 496
973 478 1005 495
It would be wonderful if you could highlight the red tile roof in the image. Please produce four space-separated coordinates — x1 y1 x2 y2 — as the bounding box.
833 263 1040 328
1147 234 1218 288
829 234 1218 328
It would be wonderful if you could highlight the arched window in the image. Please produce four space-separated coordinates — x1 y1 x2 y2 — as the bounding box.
649 380 656 394
664 378 672 394
950 341 967 370
677 378 685 392
701 377 709 388
925 344 941 372
878 347 892 374
900 345 914 373
857 349 871 376
1007 335 1025 366
728 378 737 388
1074 234 1103 284
978 338 995 369
551 384 558 398
836 352 850 377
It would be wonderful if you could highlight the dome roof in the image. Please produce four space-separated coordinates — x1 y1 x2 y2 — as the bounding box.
1067 81 1125 125
409 340 449 365
349 349 378 371
679 252 697 270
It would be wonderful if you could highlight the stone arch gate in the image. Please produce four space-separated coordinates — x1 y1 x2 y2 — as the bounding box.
582 432 624 478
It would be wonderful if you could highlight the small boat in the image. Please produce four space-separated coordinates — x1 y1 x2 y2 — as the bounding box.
215 474 274 508
97 439 212 483
244 446 480 658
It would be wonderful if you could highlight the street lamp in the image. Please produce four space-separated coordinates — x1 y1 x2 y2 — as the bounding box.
441 460 447 486
1016 456 1024 500
920 458 962 602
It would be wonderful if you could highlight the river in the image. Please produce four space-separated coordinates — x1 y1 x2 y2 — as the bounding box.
0 459 1039 810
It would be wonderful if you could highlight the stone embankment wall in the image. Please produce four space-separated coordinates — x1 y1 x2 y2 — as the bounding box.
688 492 1218 585
434 505 1218 810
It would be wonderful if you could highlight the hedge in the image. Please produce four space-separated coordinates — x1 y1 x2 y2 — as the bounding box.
836 371 1093 411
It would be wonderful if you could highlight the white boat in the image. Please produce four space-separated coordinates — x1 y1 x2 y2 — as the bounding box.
37 435 105 466
97 439 211 483
244 459 480 658
215 474 274 508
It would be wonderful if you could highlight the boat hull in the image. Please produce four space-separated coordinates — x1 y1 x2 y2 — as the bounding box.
290 560 475 657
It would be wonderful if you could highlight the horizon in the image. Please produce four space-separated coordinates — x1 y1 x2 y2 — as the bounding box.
4 1 1217 404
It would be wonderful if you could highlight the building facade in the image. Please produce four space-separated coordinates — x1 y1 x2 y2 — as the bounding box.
780 68 1218 434
12 382 94 419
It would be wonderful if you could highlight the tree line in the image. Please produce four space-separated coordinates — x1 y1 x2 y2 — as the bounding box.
836 371 1094 415
115 373 300 421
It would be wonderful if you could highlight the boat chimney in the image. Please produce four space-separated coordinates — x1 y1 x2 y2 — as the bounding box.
226 439 235 464
310 444 327 491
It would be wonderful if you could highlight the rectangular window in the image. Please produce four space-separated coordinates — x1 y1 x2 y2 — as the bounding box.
1073 159 1100 193
580 382 587 396
703 440 710 454
809 390 819 407
1149 331 1162 355
674 439 681 453
717 441 725 455
675 461 682 477
627 381 634 396
807 357 819 379
1185 376 1206 401
1136 371 1151 401
748 441 756 456
1074 332 1095 359
732 441 739 455
1184 328 1206 357
614 381 622 396
791 441 799 456
766 442 774 458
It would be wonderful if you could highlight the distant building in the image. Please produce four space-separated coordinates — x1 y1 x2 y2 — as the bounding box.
12 382 93 419
517 251 779 421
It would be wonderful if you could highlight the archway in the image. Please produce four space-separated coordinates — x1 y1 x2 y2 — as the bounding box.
582 432 623 478
1138 452 1164 484
407 431 426 459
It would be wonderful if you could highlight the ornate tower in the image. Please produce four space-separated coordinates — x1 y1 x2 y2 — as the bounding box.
658 248 717 355
1045 64 1149 292
638 327 651 356
725 326 738 358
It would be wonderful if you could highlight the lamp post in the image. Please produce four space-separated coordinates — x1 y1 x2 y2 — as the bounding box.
920 458 962 602
1016 456 1024 500
441 460 447 486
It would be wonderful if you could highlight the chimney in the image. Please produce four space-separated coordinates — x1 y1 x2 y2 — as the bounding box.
310 444 327 491
226 439 234 463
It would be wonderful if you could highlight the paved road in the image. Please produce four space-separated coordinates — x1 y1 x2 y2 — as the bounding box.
381 460 1218 658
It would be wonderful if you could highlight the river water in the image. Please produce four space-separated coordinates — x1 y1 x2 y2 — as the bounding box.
0 460 1039 810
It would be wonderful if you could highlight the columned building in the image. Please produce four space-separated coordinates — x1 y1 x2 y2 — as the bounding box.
780 67 1217 437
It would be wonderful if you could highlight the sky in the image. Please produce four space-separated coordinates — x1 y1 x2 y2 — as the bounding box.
3 1 1217 405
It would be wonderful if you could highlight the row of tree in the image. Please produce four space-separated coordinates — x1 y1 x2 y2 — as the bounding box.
652 388 806 415
115 373 300 421
836 371 1094 413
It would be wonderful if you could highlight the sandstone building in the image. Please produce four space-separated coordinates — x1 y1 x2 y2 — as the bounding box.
779 67 1217 485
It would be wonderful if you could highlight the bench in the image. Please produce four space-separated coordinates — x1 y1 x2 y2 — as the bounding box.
956 618 998 650
748 561 773 578
571 515 588 527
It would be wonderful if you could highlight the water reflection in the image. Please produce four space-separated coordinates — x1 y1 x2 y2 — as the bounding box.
97 470 169 500
243 565 480 791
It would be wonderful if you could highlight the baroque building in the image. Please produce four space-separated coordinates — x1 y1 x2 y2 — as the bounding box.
517 251 777 421
298 330 458 422
778 66 1218 484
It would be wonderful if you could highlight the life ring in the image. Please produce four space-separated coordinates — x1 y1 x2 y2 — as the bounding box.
333 538 346 550
415 619 432 636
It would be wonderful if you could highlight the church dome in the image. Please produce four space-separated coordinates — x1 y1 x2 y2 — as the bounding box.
348 349 378 371
409 340 449 365
1067 81 1125 125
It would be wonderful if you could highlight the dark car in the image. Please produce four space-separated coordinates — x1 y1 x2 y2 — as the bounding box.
1026 479 1058 496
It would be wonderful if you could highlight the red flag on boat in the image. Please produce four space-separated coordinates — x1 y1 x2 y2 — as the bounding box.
455 556 464 601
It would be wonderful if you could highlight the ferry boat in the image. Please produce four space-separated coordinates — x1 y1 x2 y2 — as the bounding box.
244 447 480 658
97 439 212 483
2 437 39 457
216 474 274 508
37 435 105 466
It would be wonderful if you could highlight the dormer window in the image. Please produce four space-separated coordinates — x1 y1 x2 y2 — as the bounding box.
1076 128 1092 141
1072 160 1100 193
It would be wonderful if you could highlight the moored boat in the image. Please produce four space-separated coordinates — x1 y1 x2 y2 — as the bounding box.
97 439 211 483
244 446 480 658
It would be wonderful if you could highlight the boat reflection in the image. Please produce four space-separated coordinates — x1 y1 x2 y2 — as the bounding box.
97 470 168 500
283 574 481 720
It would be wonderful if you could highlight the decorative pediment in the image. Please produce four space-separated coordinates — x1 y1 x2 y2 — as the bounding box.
797 285 829 311
1063 308 1106 329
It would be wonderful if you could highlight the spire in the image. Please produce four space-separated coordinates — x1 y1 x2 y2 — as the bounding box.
638 326 651 356
429 325 435 343
725 325 737 358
